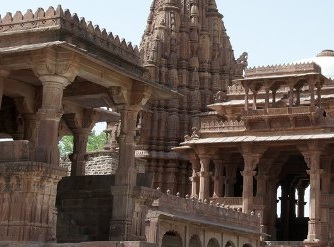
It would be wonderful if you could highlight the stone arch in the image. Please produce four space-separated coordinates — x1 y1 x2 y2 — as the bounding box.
207 238 220 247
189 234 202 247
161 231 183 247
225 241 236 247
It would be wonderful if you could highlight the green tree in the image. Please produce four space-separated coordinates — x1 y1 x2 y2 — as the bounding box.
87 131 106 152
59 131 106 157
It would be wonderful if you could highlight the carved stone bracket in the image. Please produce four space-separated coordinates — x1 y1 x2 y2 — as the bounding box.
32 48 79 83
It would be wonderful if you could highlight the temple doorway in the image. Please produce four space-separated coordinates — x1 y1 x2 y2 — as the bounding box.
275 153 309 241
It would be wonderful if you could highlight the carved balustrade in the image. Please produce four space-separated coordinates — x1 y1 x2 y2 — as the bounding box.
201 120 246 133
244 106 315 118
245 63 321 78
152 192 261 231
210 197 243 207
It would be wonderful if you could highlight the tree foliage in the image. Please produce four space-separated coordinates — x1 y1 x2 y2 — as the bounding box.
59 131 106 157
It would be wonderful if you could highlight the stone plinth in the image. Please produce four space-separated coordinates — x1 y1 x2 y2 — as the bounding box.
0 161 66 242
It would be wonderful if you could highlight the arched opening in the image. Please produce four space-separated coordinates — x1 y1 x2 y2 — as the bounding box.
189 234 201 247
243 244 252 247
225 241 236 247
207 238 220 247
162 231 183 247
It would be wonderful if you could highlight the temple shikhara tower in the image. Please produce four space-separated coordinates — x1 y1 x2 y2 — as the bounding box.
0 1 334 247
138 0 247 195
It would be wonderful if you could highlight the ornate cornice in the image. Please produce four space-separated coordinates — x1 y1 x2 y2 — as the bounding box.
0 6 141 66
245 62 322 78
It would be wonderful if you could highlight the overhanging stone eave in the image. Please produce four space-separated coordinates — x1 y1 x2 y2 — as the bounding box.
58 42 179 100
181 133 334 146
235 72 328 83
0 42 178 100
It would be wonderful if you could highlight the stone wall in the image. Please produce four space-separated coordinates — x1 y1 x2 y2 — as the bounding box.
60 151 145 176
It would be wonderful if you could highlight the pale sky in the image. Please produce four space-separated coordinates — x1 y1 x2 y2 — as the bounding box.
1 0 333 67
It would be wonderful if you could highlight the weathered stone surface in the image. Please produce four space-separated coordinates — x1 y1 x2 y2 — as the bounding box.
0 161 66 242
60 151 146 176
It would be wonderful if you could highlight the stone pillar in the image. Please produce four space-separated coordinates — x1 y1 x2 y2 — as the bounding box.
302 145 323 244
70 128 90 176
289 85 294 107
110 105 143 241
295 88 301 106
264 87 270 111
252 91 257 110
316 83 321 106
309 81 315 108
245 86 249 111
115 105 141 187
242 152 260 214
272 90 277 107
189 158 200 198
213 159 224 198
34 75 70 165
198 155 211 201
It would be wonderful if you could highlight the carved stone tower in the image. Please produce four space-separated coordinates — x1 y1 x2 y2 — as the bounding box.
138 0 247 195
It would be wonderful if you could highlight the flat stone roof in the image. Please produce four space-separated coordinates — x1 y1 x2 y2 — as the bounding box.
182 133 334 145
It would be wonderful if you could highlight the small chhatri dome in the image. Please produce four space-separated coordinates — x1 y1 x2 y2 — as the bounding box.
316 49 334 57
295 49 334 78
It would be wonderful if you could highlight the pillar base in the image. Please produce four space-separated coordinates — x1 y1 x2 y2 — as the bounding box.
303 239 327 247
0 161 66 242
110 186 161 241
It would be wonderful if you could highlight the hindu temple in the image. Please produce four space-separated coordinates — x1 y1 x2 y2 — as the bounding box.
0 1 333 247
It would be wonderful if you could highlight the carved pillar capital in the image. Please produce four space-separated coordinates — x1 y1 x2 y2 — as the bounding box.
32 48 79 83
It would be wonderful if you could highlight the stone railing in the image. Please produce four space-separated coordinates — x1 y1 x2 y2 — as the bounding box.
0 6 141 65
201 120 246 133
245 62 321 78
211 196 264 207
244 106 313 117
152 191 261 232
210 197 243 207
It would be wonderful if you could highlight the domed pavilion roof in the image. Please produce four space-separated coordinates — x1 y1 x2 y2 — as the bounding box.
295 49 334 79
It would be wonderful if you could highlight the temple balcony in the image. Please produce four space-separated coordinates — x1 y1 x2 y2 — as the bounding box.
150 191 261 233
